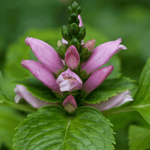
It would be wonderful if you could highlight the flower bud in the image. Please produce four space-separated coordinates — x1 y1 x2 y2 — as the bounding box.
68 38 80 49
63 95 77 113
84 39 96 52
62 25 72 41
71 1 79 11
76 26 86 41
65 45 80 69
69 23 79 35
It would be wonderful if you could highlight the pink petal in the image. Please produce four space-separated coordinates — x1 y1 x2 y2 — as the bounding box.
82 65 114 93
78 15 83 27
84 90 133 111
25 37 64 73
65 45 80 69
21 60 60 93
63 95 77 113
82 38 124 74
83 39 96 52
14 85 58 108
56 68 83 92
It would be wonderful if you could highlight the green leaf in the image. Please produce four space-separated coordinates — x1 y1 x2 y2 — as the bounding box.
0 106 24 149
132 58 150 124
103 55 122 79
15 77 60 103
128 125 150 150
84 77 137 104
13 106 115 150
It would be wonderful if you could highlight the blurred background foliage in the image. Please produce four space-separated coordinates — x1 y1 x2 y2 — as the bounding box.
0 0 150 149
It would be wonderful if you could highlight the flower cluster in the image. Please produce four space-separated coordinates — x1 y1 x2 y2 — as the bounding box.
14 2 133 113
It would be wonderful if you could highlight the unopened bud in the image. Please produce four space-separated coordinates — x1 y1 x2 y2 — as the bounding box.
69 23 79 35
68 38 80 49
63 95 77 113
62 25 72 41
71 1 79 11
76 26 86 41
84 39 96 52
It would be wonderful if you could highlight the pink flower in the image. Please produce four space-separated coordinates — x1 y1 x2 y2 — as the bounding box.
78 15 83 27
65 45 80 69
14 85 58 108
25 37 64 74
82 38 127 74
56 68 83 92
21 60 60 93
83 65 114 93
84 90 133 111
63 95 77 113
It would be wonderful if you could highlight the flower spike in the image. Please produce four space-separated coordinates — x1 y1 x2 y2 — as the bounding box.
65 45 80 69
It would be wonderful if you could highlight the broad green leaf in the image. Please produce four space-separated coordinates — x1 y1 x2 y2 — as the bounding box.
13 106 115 150
103 55 121 79
132 58 150 124
128 125 150 150
15 78 60 103
0 106 24 149
84 77 137 103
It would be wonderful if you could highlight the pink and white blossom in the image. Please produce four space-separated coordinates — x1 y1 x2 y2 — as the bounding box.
14 84 58 108
56 68 83 92
84 90 133 111
65 45 80 69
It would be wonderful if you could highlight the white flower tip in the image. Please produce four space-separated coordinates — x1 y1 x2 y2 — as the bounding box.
119 44 127 50
14 95 22 103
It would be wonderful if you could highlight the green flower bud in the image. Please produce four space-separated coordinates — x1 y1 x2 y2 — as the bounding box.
68 6 72 15
76 6 81 14
70 13 78 21
69 38 80 50
76 26 86 41
58 45 67 59
62 25 72 41
69 23 79 35
71 1 79 11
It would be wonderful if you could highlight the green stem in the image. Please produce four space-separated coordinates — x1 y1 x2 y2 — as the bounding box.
3 102 37 113
1 93 37 113
102 106 136 117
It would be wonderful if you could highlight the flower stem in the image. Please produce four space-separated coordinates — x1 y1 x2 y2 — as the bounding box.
102 106 136 117
2 101 37 113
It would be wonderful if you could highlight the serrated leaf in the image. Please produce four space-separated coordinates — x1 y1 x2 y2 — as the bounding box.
132 58 150 124
15 77 60 103
0 106 24 149
13 106 115 150
128 125 150 150
84 77 137 103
